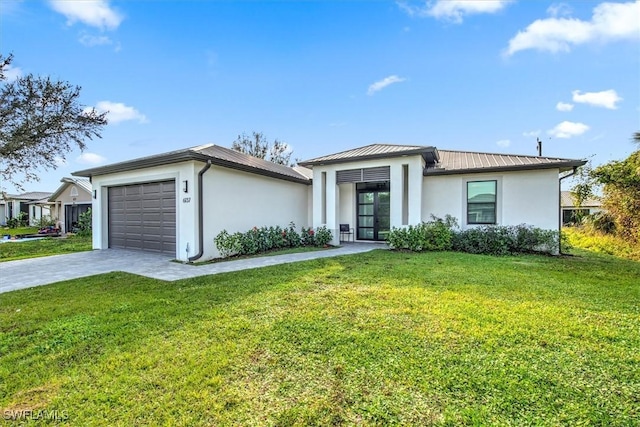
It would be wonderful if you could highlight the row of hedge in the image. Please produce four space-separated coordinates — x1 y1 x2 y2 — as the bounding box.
387 215 561 256
214 222 333 258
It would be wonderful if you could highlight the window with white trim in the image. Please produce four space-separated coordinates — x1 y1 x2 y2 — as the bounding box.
467 180 497 224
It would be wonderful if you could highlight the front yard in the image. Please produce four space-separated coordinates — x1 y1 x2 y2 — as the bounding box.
0 249 638 425
0 235 92 262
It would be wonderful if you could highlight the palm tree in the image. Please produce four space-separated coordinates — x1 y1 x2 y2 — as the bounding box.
634 131 640 144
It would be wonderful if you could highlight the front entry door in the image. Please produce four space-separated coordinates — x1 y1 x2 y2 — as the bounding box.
357 183 390 241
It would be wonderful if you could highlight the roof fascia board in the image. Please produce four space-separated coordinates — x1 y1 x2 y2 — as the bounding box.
72 152 203 177
73 152 310 185
299 148 433 167
424 161 586 176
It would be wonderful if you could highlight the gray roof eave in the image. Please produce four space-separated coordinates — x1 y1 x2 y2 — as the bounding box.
298 148 433 167
207 157 311 184
423 160 586 176
72 151 203 177
72 151 311 185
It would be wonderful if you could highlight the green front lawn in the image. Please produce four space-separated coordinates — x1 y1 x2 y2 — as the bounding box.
1 250 638 425
0 235 92 262
1 226 39 237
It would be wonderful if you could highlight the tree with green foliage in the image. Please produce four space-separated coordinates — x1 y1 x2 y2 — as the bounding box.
231 131 295 166
0 54 108 189
589 132 640 244
569 160 597 224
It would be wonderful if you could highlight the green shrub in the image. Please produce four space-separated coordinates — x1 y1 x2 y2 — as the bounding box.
388 217 559 256
300 227 315 246
6 217 19 229
582 211 616 235
35 215 58 228
453 224 559 256
214 223 334 258
6 212 28 228
76 208 92 237
284 222 301 248
387 215 457 251
314 226 333 246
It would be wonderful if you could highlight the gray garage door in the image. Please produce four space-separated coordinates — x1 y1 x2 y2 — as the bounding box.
108 180 176 254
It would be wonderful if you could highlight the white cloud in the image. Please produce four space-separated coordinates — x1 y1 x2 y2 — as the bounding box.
505 1 640 55
496 139 511 148
548 121 590 138
88 101 148 124
79 33 113 47
547 3 573 18
77 152 107 165
398 0 512 23
367 75 406 95
572 89 622 109
556 102 574 111
523 130 541 137
3 64 22 81
48 0 123 30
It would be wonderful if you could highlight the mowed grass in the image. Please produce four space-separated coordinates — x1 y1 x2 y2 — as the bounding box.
0 250 638 425
1 227 39 237
0 235 92 262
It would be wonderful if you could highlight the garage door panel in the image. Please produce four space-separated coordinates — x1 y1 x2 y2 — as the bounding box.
161 199 176 209
142 199 161 209
108 180 176 255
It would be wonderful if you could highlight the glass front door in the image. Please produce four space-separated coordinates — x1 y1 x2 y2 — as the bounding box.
357 183 390 241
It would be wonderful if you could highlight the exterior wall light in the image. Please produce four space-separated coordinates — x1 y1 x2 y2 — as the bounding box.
93 190 97 199
183 180 189 193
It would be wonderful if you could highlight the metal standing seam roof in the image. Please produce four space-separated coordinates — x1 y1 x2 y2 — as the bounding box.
195 145 312 183
73 144 312 184
424 150 586 175
3 192 53 201
560 191 602 208
298 143 437 166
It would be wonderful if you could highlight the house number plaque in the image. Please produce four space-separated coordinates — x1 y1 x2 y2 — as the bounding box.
182 197 191 203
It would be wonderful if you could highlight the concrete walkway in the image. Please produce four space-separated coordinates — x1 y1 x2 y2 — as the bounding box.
0 243 386 294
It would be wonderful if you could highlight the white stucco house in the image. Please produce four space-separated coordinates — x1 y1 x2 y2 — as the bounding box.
73 143 585 261
1 192 53 226
48 177 93 233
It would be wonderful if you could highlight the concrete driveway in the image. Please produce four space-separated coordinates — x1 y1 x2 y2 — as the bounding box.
0 243 385 294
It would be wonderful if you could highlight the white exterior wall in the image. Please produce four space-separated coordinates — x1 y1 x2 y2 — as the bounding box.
310 155 424 243
338 183 355 231
0 204 5 225
422 168 560 230
202 166 310 259
90 161 199 261
27 204 52 226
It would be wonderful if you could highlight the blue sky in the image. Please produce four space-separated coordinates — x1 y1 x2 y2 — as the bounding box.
2 0 639 193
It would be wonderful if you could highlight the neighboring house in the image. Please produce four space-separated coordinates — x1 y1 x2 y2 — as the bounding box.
1 192 53 226
0 200 5 226
560 191 602 225
73 143 585 261
49 177 93 233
